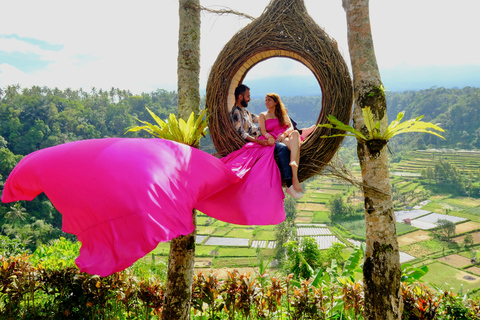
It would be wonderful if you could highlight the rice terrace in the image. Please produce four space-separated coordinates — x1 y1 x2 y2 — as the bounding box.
147 148 480 299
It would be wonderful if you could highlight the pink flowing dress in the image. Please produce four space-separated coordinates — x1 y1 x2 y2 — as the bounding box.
1 118 288 276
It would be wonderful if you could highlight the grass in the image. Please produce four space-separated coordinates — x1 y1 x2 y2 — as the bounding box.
421 261 480 295
213 225 233 236
312 211 331 224
396 222 417 235
401 239 460 257
197 225 216 235
226 227 254 238
214 257 259 268
217 247 257 257
152 242 170 255
253 229 276 241
338 219 366 239
196 245 218 256
464 206 480 216
197 215 216 226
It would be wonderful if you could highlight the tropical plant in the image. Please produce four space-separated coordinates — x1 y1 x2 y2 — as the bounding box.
401 263 429 284
125 108 208 146
318 106 445 141
31 237 80 269
0 235 26 257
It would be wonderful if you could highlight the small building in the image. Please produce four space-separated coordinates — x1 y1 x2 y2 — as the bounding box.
403 218 412 225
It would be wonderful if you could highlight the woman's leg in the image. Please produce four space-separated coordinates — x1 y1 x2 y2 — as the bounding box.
284 131 302 192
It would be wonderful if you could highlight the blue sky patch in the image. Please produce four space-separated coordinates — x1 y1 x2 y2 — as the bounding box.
0 34 62 72
1 34 63 51
0 51 51 73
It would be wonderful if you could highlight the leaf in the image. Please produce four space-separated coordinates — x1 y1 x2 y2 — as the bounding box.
342 246 363 278
318 115 368 140
362 106 377 137
310 268 324 288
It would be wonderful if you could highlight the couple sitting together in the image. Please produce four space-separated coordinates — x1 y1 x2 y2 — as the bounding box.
230 84 314 199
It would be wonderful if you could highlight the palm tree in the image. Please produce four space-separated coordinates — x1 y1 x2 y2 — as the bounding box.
5 202 28 226
342 0 402 318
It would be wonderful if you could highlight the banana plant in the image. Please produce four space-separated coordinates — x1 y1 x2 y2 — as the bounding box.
125 108 209 146
318 106 445 141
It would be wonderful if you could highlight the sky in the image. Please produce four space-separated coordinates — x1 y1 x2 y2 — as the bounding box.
1 0 479 95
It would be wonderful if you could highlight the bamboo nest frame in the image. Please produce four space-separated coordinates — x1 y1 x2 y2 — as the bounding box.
206 0 353 182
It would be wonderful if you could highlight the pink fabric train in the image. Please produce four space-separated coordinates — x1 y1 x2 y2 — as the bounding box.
1 138 285 276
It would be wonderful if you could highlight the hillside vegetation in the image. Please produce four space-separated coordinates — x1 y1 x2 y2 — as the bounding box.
0 85 479 253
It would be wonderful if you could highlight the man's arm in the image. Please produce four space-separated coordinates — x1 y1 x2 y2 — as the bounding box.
231 108 250 140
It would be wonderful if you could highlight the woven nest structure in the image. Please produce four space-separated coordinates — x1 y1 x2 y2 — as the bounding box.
206 0 353 182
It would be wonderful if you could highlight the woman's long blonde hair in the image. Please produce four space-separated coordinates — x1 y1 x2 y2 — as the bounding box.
266 93 290 127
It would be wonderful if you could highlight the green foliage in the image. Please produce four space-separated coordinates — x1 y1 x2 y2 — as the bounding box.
1 252 479 319
284 238 321 280
274 195 297 263
0 235 26 257
0 86 180 250
318 106 445 142
436 219 456 241
401 263 429 284
31 237 80 269
464 233 474 247
327 194 361 221
126 108 208 146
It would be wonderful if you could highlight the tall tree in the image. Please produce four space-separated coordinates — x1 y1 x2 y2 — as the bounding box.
342 0 402 319
162 0 201 318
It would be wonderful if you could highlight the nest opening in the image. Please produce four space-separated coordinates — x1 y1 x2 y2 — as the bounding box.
206 0 353 182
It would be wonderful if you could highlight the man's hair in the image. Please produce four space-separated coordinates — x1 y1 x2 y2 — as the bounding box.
234 84 250 100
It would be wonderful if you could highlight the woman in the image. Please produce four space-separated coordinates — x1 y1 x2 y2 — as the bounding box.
258 93 303 197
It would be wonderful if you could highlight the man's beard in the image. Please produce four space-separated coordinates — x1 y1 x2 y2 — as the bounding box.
241 99 248 108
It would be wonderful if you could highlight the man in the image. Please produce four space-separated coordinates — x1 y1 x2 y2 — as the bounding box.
230 84 303 199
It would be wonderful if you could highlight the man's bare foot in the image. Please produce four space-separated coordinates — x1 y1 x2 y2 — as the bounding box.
292 180 303 192
290 161 299 168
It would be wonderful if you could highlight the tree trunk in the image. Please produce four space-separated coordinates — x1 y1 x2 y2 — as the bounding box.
162 0 200 319
342 0 403 319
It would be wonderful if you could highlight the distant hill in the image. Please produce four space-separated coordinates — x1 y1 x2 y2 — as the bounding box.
234 64 480 97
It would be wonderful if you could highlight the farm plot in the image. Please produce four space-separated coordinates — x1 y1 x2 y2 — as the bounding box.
437 254 474 268
422 262 480 295
410 220 437 230
251 240 267 248
416 213 467 224
302 235 343 250
348 239 362 247
295 216 313 223
456 222 480 233
297 227 331 236
400 252 416 263
391 171 421 177
297 202 327 211
467 266 480 276
398 230 431 246
267 241 276 249
196 235 207 244
349 239 414 263
395 209 431 222
197 226 215 235
453 230 480 244
204 237 249 246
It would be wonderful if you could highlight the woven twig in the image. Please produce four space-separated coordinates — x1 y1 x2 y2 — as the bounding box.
206 0 353 182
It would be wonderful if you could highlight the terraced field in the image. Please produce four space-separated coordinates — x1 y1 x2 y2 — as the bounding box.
149 149 480 296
